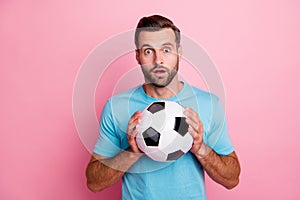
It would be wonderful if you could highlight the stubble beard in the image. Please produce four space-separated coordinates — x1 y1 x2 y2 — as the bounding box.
142 59 179 88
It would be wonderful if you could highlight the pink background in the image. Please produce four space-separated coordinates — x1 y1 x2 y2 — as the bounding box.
1 0 300 199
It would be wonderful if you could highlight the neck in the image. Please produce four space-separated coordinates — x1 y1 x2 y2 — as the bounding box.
143 81 183 99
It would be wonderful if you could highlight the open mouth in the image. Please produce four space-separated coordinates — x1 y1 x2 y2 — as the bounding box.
152 69 167 76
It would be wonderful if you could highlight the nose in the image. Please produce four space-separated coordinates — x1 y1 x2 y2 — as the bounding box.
154 50 163 65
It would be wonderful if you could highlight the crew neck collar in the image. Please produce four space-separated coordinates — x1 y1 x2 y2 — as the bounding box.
140 81 186 102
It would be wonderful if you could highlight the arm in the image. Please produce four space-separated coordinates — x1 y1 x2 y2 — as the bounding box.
195 145 240 189
184 107 241 189
86 150 142 192
86 111 143 192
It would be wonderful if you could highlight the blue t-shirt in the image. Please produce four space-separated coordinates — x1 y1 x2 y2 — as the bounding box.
94 82 234 200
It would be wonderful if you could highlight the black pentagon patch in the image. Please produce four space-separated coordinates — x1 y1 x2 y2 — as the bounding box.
147 102 165 114
174 117 189 136
167 150 184 161
142 127 160 146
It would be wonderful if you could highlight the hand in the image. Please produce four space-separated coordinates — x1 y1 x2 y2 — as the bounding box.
126 110 143 154
184 107 204 155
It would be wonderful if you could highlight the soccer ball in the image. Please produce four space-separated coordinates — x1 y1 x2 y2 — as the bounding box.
136 101 193 162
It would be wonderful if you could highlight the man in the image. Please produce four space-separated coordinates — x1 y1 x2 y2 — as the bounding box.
86 15 240 199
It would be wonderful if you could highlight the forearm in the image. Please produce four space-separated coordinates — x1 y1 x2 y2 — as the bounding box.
195 144 241 189
86 149 142 192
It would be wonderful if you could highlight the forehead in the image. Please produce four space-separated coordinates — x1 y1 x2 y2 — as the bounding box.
137 28 176 49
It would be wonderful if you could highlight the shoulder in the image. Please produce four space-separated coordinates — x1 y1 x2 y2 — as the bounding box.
104 85 144 109
184 83 219 103
101 85 142 115
103 85 146 122
100 86 144 132
109 85 142 101
180 83 224 120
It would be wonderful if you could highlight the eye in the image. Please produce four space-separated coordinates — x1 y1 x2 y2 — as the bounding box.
163 47 171 53
144 49 152 55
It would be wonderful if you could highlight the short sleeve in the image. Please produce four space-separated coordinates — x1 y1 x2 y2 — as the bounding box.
204 96 234 156
93 99 122 158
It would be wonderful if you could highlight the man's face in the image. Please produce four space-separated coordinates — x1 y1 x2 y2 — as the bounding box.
136 28 181 88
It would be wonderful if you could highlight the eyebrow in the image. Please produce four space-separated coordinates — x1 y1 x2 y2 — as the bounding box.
161 42 175 47
139 42 175 50
140 44 152 49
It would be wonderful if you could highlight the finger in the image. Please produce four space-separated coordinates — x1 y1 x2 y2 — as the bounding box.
127 117 140 133
198 124 204 133
186 117 203 134
184 108 200 126
188 126 202 143
184 107 199 119
128 110 142 126
185 118 199 131
184 108 204 132
127 111 142 133
130 126 139 138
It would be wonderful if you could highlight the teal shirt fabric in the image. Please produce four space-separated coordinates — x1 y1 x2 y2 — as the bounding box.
94 82 234 200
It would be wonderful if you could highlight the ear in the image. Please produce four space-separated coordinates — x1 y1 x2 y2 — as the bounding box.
135 49 141 65
177 45 182 61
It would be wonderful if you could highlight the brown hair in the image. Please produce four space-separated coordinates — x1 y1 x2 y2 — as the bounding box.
134 15 181 48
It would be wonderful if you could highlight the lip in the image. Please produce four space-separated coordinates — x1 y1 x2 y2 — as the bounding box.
152 69 167 76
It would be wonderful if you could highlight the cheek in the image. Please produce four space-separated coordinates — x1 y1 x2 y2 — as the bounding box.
140 62 154 69
165 55 179 66
140 56 153 64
